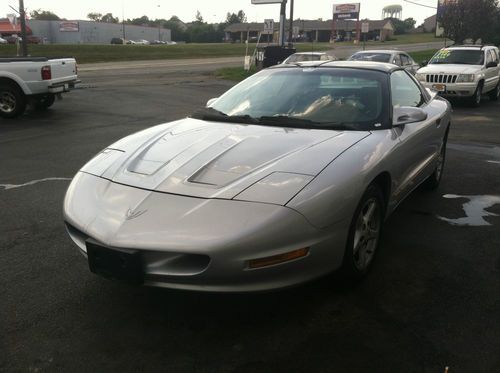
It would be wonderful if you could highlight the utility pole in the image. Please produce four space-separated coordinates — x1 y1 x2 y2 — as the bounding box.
19 0 28 56
288 0 294 47
279 0 287 46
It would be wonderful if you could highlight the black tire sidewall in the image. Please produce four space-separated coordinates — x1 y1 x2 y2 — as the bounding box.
34 93 56 110
0 83 26 118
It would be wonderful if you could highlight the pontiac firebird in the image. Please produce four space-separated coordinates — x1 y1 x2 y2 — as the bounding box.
63 61 451 292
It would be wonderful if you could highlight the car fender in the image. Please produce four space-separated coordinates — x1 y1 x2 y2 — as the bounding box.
0 71 31 95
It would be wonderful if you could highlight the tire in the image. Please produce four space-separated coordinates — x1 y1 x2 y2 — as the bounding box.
341 184 385 279
489 82 500 101
469 82 483 107
0 83 26 118
34 93 56 110
424 128 448 190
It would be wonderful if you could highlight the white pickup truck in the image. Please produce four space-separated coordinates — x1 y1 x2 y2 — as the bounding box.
0 57 79 118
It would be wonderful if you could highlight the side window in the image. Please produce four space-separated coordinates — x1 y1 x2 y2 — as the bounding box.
494 49 500 63
400 54 410 66
486 50 494 65
391 70 425 108
392 54 402 66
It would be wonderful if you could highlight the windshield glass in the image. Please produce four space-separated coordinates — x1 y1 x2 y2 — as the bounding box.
286 54 322 63
429 49 484 65
350 53 392 63
193 67 388 131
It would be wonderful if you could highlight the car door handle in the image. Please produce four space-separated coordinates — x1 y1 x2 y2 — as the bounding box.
435 118 442 128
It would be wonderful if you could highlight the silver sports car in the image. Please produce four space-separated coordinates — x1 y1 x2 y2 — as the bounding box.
64 61 451 292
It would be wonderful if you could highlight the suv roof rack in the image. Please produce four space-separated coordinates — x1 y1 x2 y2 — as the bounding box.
449 44 495 50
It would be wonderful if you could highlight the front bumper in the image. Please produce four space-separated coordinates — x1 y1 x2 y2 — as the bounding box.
63 172 348 292
420 81 477 97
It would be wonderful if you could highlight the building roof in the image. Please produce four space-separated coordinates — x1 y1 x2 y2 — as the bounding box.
0 18 32 34
225 19 393 33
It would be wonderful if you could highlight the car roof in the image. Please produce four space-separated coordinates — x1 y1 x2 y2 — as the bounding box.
291 52 328 56
353 50 403 54
272 60 399 73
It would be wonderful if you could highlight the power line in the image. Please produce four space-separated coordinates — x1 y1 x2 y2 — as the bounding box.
403 0 438 9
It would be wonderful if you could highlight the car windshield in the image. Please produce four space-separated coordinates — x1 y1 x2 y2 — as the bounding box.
192 67 388 131
286 54 322 63
429 49 484 65
350 53 392 63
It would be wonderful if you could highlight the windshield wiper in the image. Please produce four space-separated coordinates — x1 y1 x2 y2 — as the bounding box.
191 107 258 124
257 116 358 130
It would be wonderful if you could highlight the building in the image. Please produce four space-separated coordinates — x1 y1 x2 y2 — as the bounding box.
25 19 171 44
225 19 394 43
423 14 437 33
0 18 32 37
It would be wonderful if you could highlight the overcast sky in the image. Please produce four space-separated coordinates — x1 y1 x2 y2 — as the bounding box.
2 0 437 25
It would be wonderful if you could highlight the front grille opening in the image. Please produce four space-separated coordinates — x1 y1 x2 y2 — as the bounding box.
143 251 211 276
65 222 89 252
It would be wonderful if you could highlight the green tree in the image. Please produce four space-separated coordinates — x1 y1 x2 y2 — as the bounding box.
30 9 60 20
100 13 119 23
389 17 417 35
225 10 247 25
438 0 499 43
87 12 102 21
195 11 204 23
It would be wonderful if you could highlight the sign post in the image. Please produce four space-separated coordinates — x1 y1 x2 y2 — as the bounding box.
251 0 287 47
361 22 369 50
332 3 361 43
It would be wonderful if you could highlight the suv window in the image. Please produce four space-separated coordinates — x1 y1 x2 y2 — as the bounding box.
486 50 495 65
391 70 424 107
400 54 410 66
392 54 402 66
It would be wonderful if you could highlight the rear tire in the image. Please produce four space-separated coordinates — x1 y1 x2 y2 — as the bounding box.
0 83 26 118
34 93 56 110
341 184 384 279
489 82 500 101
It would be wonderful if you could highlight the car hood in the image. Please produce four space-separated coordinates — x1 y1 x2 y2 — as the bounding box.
81 118 369 202
418 64 481 75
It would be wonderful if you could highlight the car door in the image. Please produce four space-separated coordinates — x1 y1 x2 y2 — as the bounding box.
390 70 443 202
484 50 498 92
400 54 414 74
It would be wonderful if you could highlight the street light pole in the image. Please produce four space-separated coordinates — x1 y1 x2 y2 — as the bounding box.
288 0 294 47
158 5 161 41
19 0 28 56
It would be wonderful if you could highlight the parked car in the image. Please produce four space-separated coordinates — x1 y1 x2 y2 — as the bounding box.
282 52 338 64
64 61 451 292
5 35 21 44
110 38 125 45
0 56 79 118
0 37 7 44
415 45 500 107
134 39 150 45
151 40 166 45
349 50 420 74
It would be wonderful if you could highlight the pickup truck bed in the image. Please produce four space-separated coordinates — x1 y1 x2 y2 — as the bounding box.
0 56 79 118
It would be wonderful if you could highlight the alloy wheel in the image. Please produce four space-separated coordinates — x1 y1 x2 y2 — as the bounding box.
352 198 381 271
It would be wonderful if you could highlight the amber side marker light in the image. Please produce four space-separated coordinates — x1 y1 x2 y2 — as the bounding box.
248 248 310 269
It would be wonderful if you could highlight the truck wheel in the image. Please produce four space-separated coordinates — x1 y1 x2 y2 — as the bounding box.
489 82 500 101
34 94 56 110
469 82 483 107
0 83 26 118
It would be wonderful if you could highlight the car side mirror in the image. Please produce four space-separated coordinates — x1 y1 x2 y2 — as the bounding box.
421 60 428 66
206 97 218 107
393 106 428 127
486 61 498 68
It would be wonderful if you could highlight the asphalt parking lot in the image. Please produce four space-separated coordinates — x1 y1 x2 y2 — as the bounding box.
1 64 499 373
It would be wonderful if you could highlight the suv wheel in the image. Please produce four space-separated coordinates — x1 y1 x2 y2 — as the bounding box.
489 82 500 101
470 82 483 107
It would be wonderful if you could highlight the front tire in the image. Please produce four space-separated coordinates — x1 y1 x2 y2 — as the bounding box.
424 129 448 190
0 83 26 118
341 184 384 278
489 82 500 101
469 82 483 107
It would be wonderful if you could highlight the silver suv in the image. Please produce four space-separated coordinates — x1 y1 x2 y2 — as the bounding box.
415 45 500 106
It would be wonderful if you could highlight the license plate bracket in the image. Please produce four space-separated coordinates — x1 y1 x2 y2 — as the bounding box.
432 83 446 92
86 240 143 284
